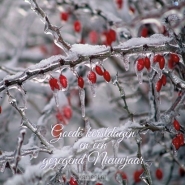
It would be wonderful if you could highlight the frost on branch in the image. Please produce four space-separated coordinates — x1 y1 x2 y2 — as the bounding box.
0 0 185 185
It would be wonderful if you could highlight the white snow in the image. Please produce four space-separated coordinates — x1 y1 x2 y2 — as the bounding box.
70 44 109 56
116 34 173 49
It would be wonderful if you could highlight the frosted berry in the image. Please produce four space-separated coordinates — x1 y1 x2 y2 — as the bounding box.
60 12 69 21
69 177 78 185
52 124 62 138
144 57 150 70
137 58 145 71
63 106 72 120
170 53 179 63
103 70 111 82
155 168 163 180
78 76 84 88
74 21 81 32
116 0 123 9
158 56 165 69
156 79 162 92
49 78 60 91
59 74 68 88
88 71 97 84
177 133 184 146
95 65 104 76
161 75 167 86
173 119 180 131
172 136 180 150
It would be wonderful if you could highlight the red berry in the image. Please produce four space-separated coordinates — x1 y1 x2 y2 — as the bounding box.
103 70 111 82
144 57 150 70
141 27 148 38
161 75 167 86
177 133 184 146
89 31 98 44
134 170 143 183
137 58 145 71
158 56 165 69
49 78 60 91
88 71 97 84
69 177 78 185
52 124 63 138
78 77 84 88
173 119 180 131
156 79 162 92
95 183 103 185
63 106 72 120
74 21 81 32
108 29 116 42
155 168 163 180
172 136 180 150
95 65 104 76
179 167 185 177
116 0 123 9
170 53 180 63
153 54 165 69
59 74 68 88
60 12 69 21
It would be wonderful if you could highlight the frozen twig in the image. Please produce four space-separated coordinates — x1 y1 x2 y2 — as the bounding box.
13 129 26 174
7 91 54 152
114 73 134 121
25 0 71 53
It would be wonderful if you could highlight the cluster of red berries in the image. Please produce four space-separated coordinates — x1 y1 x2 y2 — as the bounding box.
87 65 111 84
60 12 81 33
155 75 167 92
88 29 117 46
136 57 150 71
60 12 117 46
49 74 68 91
52 106 73 138
153 54 165 69
153 53 180 70
49 67 111 92
56 105 72 124
172 119 184 150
